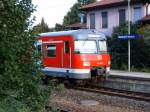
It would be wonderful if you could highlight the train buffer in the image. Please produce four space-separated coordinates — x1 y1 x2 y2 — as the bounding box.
109 70 150 81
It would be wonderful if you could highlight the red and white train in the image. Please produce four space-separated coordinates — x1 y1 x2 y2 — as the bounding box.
37 29 110 80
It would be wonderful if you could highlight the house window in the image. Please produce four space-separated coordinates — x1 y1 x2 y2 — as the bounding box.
134 7 142 22
90 13 95 29
119 9 126 25
46 45 56 57
102 12 108 28
64 41 69 54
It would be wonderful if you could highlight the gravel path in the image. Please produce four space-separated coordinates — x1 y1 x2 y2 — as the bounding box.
49 88 150 112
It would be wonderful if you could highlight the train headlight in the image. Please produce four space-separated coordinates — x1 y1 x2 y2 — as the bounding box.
108 61 111 65
83 62 90 66
106 67 110 74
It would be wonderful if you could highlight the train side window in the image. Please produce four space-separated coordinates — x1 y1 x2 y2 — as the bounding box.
46 45 56 57
64 41 69 54
37 45 41 53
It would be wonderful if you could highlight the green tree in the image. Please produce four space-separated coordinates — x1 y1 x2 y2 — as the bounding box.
54 23 65 31
78 0 96 5
63 0 96 26
63 3 80 26
0 0 51 111
33 18 50 34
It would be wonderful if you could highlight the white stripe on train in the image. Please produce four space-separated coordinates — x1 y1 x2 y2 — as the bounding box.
42 67 90 74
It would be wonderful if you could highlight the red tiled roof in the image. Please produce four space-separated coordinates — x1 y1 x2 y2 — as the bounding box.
141 14 150 21
80 0 142 11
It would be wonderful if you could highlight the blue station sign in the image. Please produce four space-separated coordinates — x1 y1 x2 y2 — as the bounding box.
118 34 143 40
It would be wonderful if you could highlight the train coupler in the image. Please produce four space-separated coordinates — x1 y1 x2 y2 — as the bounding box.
91 67 105 77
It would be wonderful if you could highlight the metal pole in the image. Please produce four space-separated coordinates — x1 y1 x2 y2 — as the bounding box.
128 0 131 72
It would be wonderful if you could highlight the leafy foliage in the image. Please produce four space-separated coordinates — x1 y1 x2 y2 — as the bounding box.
33 18 50 34
108 23 150 71
78 0 96 5
54 23 65 31
0 0 52 111
63 3 81 26
62 0 95 26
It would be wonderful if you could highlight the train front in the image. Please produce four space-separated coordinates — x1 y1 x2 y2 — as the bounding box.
73 31 111 79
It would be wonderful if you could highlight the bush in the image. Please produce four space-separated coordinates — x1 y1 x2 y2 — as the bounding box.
0 0 52 111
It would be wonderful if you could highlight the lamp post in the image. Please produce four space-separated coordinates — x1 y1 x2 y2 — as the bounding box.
128 0 131 72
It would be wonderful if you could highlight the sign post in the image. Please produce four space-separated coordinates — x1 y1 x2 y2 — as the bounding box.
118 0 143 72
128 0 131 72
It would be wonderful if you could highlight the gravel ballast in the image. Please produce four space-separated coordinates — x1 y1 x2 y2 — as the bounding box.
49 88 150 112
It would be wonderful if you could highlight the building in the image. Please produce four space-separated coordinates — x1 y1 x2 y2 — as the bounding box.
81 0 150 36
141 14 150 24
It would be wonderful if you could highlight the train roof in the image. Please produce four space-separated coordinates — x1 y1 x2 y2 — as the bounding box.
40 29 106 40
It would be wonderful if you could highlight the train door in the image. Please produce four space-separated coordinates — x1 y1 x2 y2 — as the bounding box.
63 41 71 68
42 41 63 68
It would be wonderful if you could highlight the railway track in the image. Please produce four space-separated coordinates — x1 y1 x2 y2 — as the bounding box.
73 85 150 102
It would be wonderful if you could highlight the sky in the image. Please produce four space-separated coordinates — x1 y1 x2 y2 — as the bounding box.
32 0 77 28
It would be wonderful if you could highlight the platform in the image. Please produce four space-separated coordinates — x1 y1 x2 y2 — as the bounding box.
109 70 150 80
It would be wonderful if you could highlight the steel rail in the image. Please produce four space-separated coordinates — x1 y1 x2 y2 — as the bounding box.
74 86 150 102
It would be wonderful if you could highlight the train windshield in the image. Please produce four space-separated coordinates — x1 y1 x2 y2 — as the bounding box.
74 40 97 54
99 40 107 52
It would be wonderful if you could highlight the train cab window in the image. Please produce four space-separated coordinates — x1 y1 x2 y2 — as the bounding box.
46 45 56 57
74 40 97 54
99 40 107 52
64 41 69 54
